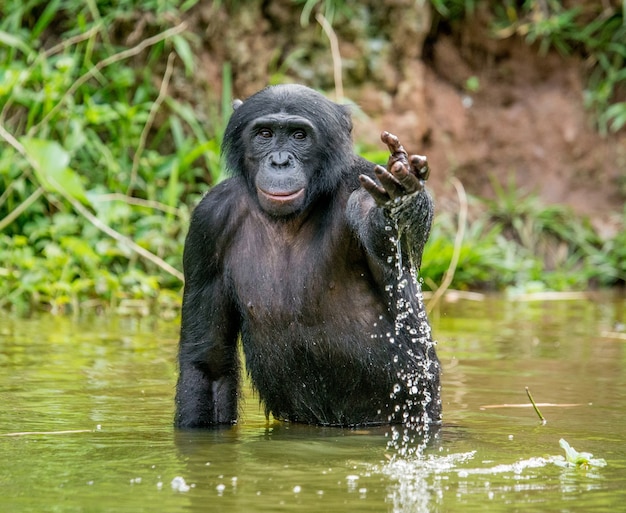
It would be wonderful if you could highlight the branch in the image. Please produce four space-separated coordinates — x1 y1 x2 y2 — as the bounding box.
526 386 547 425
1 430 93 437
127 52 176 195
1 27 104 124
316 13 344 102
427 177 467 313
61 190 184 282
42 25 101 59
93 193 182 217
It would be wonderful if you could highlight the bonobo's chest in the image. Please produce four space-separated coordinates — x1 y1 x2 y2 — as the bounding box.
226 210 377 323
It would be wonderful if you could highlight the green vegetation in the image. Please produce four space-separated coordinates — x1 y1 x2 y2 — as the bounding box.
423 182 626 294
1 0 624 316
0 0 210 315
294 0 351 26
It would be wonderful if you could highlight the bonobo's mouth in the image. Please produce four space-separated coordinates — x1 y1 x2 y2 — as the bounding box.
257 187 305 205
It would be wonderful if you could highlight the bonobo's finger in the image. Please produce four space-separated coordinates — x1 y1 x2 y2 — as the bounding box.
359 174 389 205
381 131 408 159
389 161 421 194
410 154 430 181
374 164 405 199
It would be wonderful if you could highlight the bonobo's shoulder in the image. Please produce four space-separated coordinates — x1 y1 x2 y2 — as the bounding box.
342 154 376 191
190 177 248 230
194 177 245 210
354 154 376 177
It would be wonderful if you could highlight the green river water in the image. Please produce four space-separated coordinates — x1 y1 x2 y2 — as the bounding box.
1 292 625 512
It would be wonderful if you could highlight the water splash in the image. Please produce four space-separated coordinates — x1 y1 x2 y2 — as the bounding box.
384 218 441 458
376 451 559 513
379 451 475 513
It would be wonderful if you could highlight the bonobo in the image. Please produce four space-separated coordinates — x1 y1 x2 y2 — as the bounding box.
175 84 441 428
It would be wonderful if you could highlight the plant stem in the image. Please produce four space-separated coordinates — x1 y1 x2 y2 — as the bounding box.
427 177 467 313
526 386 547 425
316 13 343 102
0 187 44 232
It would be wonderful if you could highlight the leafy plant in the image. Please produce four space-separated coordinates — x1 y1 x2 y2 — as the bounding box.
0 0 221 315
420 173 625 293
555 438 607 469
421 210 524 290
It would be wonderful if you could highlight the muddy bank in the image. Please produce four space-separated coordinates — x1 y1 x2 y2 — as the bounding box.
184 1 624 230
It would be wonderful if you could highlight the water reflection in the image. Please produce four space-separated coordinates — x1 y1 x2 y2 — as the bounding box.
1 292 625 512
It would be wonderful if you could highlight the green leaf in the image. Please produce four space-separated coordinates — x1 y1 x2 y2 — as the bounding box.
21 138 90 205
172 35 195 76
605 102 626 133
0 30 34 58
558 438 607 469
32 0 63 39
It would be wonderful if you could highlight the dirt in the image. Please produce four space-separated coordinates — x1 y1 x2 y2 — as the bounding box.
416 20 625 233
184 1 625 234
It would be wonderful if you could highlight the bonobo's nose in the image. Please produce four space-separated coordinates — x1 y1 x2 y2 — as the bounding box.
270 151 292 168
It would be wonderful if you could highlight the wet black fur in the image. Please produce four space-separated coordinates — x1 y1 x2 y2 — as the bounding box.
175 84 441 428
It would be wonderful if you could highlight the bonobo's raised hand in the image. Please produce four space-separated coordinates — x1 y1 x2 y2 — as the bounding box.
359 131 430 207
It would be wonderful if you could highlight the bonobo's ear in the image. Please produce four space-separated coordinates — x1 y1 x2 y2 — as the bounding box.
232 99 243 110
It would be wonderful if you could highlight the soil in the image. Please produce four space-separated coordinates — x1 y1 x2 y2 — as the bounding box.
183 1 625 235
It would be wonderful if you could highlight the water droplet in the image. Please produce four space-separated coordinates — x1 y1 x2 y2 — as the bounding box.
171 476 191 493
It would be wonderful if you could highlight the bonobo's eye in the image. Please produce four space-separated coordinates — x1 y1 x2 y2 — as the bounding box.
257 128 273 139
292 129 307 140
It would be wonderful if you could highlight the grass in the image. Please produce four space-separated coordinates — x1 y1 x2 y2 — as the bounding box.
422 176 625 296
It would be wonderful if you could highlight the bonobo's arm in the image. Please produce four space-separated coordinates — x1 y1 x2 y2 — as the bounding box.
175 186 241 428
347 131 434 270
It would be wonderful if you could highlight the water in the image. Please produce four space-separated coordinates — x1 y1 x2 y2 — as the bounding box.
386 216 441 451
1 293 625 512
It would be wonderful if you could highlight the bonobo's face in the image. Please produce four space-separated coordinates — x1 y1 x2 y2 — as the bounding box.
222 84 355 217
245 113 316 217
